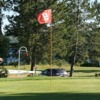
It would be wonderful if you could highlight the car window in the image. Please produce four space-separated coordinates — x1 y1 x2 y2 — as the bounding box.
57 69 66 73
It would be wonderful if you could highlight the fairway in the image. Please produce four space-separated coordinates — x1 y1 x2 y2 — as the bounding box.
0 78 100 100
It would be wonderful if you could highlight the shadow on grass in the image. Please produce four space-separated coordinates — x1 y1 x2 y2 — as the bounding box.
0 92 100 100
74 70 100 73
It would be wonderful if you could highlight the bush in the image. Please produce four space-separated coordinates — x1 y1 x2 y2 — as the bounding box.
53 59 67 67
81 62 95 67
0 68 8 78
9 62 18 67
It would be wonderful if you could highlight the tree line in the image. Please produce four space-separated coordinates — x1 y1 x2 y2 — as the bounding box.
0 0 100 76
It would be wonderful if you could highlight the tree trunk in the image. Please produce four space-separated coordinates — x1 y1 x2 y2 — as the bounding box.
69 45 77 77
30 47 36 76
30 0 37 76
69 0 79 77
69 53 76 77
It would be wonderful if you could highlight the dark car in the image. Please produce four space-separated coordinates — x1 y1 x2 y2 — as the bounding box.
56 69 68 76
41 68 68 77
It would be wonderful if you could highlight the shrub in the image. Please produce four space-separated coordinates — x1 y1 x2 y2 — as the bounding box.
53 59 67 67
0 68 8 78
80 62 96 67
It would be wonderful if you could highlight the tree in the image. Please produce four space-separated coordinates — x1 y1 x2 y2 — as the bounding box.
0 0 4 35
4 0 99 77
51 0 91 77
0 35 9 58
66 0 90 77
0 0 10 59
5 0 54 75
86 0 100 66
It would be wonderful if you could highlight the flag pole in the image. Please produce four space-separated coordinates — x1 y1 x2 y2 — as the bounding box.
50 25 52 91
36 8 52 91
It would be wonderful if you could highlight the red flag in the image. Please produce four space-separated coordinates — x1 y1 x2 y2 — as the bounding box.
36 9 52 24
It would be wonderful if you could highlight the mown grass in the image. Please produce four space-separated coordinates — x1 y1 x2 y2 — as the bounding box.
4 64 100 77
0 78 100 100
0 65 100 100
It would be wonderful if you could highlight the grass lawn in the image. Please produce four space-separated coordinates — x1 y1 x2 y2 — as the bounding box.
0 77 100 100
0 65 100 100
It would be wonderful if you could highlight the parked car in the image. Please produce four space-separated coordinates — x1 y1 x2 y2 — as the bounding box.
41 68 68 77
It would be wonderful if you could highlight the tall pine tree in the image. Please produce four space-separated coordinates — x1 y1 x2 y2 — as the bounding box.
86 0 100 66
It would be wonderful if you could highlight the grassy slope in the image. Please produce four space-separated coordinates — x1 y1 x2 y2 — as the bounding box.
0 78 100 100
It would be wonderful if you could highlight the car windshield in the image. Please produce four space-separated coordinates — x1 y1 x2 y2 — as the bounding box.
44 69 57 72
57 69 66 73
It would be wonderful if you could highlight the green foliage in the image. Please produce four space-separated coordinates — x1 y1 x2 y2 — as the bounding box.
3 0 100 74
0 35 10 58
8 62 18 67
53 59 67 68
0 0 4 35
81 62 97 67
5 0 52 66
0 0 10 59
86 1 100 65
0 68 8 78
